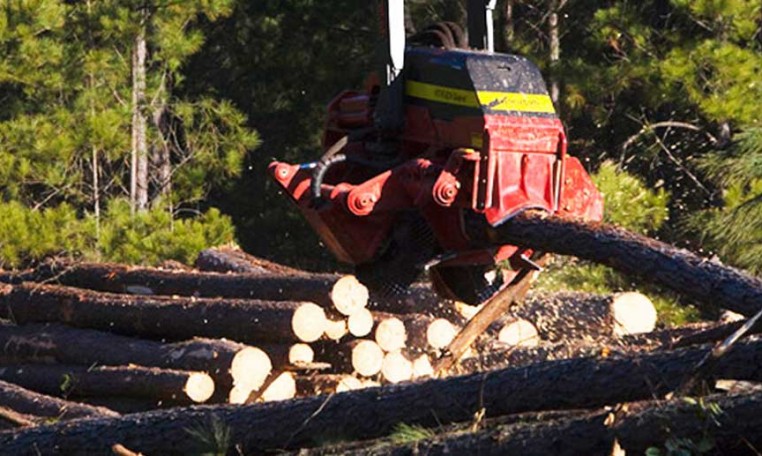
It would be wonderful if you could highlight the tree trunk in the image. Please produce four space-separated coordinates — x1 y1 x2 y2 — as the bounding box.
501 291 657 342
295 393 762 456
3 340 761 454
0 364 214 404
0 380 118 422
131 15 148 213
194 247 305 275
467 212 762 317
29 261 356 310
0 283 318 344
151 75 172 203
0 322 264 394
548 0 561 110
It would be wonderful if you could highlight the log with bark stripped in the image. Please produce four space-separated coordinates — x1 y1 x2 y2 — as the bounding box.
0 283 324 344
4 340 762 454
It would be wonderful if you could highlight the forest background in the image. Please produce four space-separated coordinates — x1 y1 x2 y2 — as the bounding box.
1 0 760 321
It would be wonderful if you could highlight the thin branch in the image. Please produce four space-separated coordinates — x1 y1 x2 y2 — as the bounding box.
621 121 718 153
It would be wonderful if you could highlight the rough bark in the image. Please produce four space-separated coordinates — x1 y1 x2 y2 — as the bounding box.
501 291 657 342
368 284 460 320
471 213 762 317
0 322 255 392
2 340 761 454
130 15 148 212
29 261 345 309
0 282 311 344
0 364 214 404
296 393 762 456
194 247 304 275
0 380 118 422
674 318 762 348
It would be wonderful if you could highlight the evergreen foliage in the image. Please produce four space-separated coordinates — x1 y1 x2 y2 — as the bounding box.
0 200 234 269
0 0 257 268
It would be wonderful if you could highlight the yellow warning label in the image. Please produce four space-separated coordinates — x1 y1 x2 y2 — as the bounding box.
405 80 556 114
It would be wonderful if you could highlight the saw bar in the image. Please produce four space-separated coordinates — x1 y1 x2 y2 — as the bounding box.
432 254 547 375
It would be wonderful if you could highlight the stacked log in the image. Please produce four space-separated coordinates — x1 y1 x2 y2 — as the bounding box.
3 339 762 454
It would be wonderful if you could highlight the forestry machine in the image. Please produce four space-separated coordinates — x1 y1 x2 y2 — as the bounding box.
269 1 603 305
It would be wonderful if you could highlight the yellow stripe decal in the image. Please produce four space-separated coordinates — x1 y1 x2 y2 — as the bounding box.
477 91 556 114
405 80 555 114
405 80 480 108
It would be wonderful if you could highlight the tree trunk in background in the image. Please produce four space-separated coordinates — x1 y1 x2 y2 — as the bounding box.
131 14 148 213
152 72 172 204
548 0 561 110
501 0 514 50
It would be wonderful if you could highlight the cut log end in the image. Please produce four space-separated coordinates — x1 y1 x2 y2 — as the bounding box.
324 318 349 341
336 375 363 393
375 317 406 352
183 372 215 403
347 308 374 337
612 292 657 336
288 344 315 365
261 372 296 402
331 276 369 316
498 318 540 347
412 354 434 379
427 318 457 349
351 340 384 377
228 385 250 405
291 303 327 343
230 347 272 391
381 351 413 384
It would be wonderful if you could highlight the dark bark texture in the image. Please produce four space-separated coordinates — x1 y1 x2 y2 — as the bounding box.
471 213 762 317
195 247 304 275
27 261 340 308
0 380 118 422
0 283 306 343
297 393 762 456
0 323 248 391
2 340 761 454
0 364 209 404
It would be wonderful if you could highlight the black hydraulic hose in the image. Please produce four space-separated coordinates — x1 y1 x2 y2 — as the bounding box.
310 153 347 206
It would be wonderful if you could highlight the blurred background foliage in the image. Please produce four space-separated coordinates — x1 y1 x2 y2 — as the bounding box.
0 1 760 323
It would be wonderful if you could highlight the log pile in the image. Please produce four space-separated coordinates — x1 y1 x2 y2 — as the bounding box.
0 240 761 455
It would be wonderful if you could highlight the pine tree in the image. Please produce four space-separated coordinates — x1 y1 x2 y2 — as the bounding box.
0 1 259 267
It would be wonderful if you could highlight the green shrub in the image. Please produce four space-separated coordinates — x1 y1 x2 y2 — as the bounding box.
95 199 235 265
0 201 91 268
0 199 235 269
